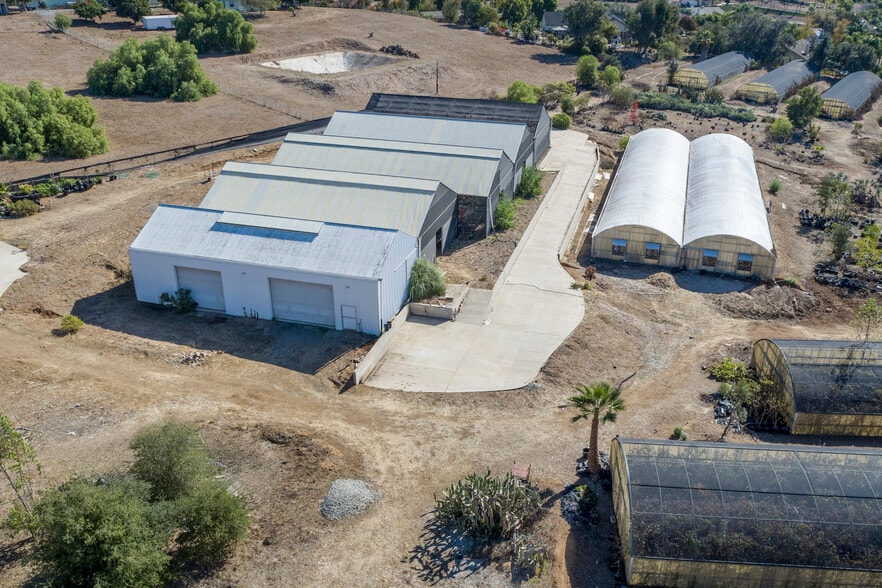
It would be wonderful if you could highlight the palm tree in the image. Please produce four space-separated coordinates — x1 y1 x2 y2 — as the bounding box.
569 382 626 474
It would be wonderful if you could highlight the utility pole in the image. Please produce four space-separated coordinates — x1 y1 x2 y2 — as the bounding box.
436 61 439 95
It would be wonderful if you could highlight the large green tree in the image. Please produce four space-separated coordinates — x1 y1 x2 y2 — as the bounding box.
130 421 217 502
176 0 257 54
73 0 107 22
499 0 528 27
108 0 151 22
626 0 677 52
563 0 608 50
569 382 626 474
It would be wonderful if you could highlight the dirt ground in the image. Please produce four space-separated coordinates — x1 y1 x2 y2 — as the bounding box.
2 12 882 588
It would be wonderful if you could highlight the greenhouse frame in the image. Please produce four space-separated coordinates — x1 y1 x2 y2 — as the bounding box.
591 129 775 278
611 438 882 587
821 71 882 119
673 52 751 89
751 339 882 436
736 60 816 104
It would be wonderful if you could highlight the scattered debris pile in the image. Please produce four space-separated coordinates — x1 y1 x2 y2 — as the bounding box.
320 479 381 520
380 44 419 58
799 209 876 232
169 350 221 366
814 262 882 292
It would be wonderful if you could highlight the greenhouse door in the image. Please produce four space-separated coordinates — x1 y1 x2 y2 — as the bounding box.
270 278 335 327
175 267 225 311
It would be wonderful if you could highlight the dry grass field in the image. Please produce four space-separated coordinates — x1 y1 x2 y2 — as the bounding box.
1 7 880 588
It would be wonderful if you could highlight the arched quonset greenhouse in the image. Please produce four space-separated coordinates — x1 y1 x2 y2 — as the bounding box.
591 128 690 267
736 60 816 104
821 71 882 120
611 438 882 588
752 339 882 436
673 52 751 89
682 134 776 277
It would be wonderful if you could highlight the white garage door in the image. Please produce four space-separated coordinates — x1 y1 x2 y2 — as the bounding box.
270 278 334 327
175 267 225 311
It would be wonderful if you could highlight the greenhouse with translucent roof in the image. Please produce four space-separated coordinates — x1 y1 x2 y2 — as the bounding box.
611 438 882 587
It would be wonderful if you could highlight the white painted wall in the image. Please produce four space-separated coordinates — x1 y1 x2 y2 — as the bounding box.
129 248 414 335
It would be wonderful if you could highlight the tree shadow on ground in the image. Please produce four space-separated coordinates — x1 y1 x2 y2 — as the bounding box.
530 52 578 66
71 281 373 374
408 517 491 585
0 538 31 579
588 261 753 294
561 474 621 587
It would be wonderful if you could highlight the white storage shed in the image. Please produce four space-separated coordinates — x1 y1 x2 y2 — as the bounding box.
272 133 514 236
129 205 416 335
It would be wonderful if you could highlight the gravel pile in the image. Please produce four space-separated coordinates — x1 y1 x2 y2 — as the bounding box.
320 479 381 521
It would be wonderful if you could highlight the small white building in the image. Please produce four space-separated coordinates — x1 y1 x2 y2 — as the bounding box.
142 14 177 30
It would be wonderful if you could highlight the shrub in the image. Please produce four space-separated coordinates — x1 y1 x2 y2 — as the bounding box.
829 222 853 259
672 426 687 440
87 36 218 101
703 87 724 105
609 85 636 109
539 81 575 105
769 117 793 142
7 199 40 217
552 112 571 129
130 422 217 502
782 276 801 289
516 165 542 198
710 357 748 383
494 197 516 230
769 179 782 194
506 80 539 104
487 21 499 34
408 258 446 300
34 181 60 198
616 135 630 153
74 0 107 21
60 314 84 333
176 0 257 54
175 480 249 563
560 95 575 116
0 81 109 160
54 13 72 31
434 471 542 541
32 476 171 588
575 54 599 88
159 288 197 313
637 91 756 122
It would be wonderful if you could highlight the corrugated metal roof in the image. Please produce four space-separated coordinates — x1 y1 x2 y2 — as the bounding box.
741 60 815 99
217 211 322 234
821 70 882 110
130 205 399 279
272 133 510 197
681 51 750 85
364 93 548 133
323 110 530 165
199 161 440 237
592 128 690 245
685 134 773 253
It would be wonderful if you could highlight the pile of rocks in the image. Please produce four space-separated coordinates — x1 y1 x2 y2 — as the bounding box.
320 479 381 520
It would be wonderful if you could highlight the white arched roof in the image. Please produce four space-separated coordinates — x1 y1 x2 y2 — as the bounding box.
684 134 774 254
593 128 690 245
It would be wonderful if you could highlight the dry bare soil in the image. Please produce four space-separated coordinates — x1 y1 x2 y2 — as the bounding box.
0 10 880 588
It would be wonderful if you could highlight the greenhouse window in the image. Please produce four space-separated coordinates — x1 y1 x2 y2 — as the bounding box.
644 242 660 260
702 249 718 267
737 253 753 272
612 239 627 256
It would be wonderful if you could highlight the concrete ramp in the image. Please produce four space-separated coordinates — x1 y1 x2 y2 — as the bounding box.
0 241 28 299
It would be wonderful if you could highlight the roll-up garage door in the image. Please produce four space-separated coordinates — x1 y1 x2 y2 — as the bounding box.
175 267 225 311
269 278 335 327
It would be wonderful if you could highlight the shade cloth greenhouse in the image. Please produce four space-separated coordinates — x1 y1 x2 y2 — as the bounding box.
611 438 882 587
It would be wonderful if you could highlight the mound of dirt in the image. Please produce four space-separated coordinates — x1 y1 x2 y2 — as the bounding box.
646 272 676 290
709 285 818 320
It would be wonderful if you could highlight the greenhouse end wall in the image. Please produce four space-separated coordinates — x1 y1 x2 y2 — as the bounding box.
792 412 882 436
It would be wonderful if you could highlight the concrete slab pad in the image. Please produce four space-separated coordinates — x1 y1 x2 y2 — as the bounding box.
0 241 28 299
365 130 596 392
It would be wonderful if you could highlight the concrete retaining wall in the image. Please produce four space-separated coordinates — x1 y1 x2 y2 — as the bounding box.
352 305 410 385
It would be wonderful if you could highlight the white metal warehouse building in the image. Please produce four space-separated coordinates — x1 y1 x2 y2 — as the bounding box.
591 129 775 278
129 206 415 335
272 133 514 236
323 110 534 184
363 93 552 165
130 161 458 335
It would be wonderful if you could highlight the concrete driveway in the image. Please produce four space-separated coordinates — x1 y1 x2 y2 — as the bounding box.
365 130 597 392
0 241 28 300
